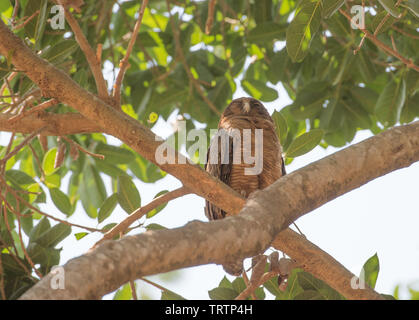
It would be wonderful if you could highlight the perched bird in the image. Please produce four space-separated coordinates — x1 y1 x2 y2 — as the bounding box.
205 97 286 275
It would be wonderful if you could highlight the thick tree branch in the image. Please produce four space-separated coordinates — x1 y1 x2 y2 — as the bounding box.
0 113 102 135
18 120 419 299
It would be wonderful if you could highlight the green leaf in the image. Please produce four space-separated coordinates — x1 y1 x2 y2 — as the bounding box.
297 271 344 299
285 129 324 158
42 40 78 64
247 22 286 44
117 175 141 214
29 217 51 244
286 0 323 62
5 170 36 186
161 290 186 300
361 253 380 289
377 0 401 18
144 223 167 230
277 268 304 300
146 190 169 218
208 287 238 300
375 78 406 127
49 188 73 216
98 193 118 223
322 0 345 18
35 223 71 248
42 147 59 176
272 111 288 145
113 283 132 300
94 143 135 164
74 232 88 240
241 79 278 102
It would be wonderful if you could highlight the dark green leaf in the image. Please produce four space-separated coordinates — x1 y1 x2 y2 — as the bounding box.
98 193 118 223
286 0 323 62
50 188 73 216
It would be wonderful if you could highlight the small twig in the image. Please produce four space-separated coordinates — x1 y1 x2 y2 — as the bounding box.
113 0 149 107
129 280 138 300
339 9 419 72
13 10 40 30
236 271 276 300
92 186 191 248
11 0 19 27
0 127 46 165
391 25 419 40
8 98 58 123
60 136 105 160
140 277 172 293
59 1 109 100
205 0 217 34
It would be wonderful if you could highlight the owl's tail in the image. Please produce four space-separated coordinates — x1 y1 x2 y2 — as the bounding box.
222 261 244 276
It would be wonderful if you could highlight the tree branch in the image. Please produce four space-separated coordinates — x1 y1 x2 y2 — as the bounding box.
18 120 419 299
112 0 148 107
59 1 109 100
0 113 102 135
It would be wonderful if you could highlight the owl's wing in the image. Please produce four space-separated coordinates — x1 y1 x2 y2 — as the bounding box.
281 156 286 176
204 134 234 220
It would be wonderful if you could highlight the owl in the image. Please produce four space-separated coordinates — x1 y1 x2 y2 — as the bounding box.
205 97 286 275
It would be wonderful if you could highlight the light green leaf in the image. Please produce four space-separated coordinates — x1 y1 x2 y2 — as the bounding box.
361 253 380 289
117 175 141 214
146 190 169 218
286 0 323 62
241 79 278 102
42 148 59 176
94 143 135 164
74 232 88 240
285 129 324 158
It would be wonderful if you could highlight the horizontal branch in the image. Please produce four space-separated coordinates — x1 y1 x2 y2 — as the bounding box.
0 113 102 135
18 120 419 299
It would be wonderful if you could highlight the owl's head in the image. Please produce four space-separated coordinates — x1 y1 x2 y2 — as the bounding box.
223 97 271 119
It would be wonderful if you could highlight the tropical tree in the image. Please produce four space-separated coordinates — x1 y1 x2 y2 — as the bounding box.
0 0 418 300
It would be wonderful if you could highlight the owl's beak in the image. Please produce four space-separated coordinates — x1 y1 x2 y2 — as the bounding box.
242 101 251 113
